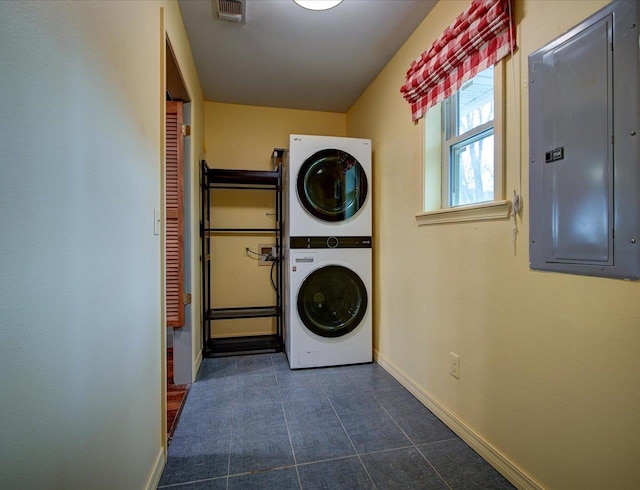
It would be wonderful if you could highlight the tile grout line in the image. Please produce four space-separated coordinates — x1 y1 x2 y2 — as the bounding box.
372 392 452 490
415 449 453 490
222 445 437 480
157 475 228 489
162 358 238 489
225 358 238 490
294 452 371 469
164 355 511 488
273 355 304 490
325 393 378 490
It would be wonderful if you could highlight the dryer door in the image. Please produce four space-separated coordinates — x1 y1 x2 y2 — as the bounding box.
297 149 368 222
297 265 368 338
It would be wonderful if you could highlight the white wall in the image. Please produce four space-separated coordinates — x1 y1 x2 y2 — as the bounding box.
0 1 202 488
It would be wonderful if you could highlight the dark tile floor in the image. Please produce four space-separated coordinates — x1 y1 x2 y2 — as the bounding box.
158 353 515 489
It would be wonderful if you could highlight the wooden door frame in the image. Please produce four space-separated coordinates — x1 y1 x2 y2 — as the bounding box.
160 16 196 461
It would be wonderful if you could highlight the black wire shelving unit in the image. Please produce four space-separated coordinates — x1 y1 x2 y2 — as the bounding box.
200 155 284 358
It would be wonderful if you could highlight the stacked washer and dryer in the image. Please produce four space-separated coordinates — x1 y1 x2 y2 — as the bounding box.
284 135 372 369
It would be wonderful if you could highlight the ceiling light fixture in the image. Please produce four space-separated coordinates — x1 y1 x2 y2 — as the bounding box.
293 0 343 11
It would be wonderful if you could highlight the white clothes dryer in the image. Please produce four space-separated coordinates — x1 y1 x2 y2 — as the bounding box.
284 243 372 369
287 135 372 237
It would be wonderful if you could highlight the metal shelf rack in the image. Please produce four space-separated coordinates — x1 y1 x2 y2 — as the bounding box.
200 155 284 357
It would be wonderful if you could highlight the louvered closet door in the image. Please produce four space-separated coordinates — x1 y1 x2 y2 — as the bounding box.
166 101 184 328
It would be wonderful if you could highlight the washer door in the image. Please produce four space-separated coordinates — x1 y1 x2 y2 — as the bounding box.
297 265 368 338
297 149 368 222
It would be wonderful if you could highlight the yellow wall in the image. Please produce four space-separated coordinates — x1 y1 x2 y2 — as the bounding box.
204 102 345 337
0 1 203 488
347 1 639 489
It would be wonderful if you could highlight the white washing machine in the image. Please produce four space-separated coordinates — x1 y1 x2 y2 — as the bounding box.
284 244 372 369
287 134 372 237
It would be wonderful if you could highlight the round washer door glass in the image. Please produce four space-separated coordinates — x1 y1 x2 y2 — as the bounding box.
297 149 368 222
297 265 368 338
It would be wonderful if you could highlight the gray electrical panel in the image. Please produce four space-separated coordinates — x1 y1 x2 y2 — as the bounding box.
529 0 639 280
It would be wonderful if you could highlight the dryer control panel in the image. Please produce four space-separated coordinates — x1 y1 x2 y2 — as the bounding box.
290 236 372 249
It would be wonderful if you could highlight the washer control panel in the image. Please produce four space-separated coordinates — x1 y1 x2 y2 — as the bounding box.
290 236 371 249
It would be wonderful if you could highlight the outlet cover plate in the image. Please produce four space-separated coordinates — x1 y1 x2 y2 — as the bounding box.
450 352 460 379
258 244 275 266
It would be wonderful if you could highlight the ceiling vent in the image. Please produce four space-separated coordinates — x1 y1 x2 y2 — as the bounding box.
213 0 246 24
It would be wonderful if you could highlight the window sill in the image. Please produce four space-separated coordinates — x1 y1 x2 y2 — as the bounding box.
415 199 511 226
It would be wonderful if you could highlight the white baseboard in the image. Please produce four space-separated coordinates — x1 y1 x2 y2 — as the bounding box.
193 349 203 382
144 447 165 490
373 350 544 490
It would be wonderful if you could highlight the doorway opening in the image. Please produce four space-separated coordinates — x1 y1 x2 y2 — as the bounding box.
165 35 192 443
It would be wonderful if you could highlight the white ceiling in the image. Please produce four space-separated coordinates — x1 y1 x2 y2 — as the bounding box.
177 0 438 112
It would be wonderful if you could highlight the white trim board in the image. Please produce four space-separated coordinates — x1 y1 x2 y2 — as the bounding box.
144 447 165 490
373 350 544 490
193 349 203 383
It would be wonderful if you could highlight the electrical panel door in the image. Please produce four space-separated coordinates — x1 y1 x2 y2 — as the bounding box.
529 0 639 280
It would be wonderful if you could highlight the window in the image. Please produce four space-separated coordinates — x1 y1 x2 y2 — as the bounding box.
443 67 494 208
400 0 516 225
417 63 510 225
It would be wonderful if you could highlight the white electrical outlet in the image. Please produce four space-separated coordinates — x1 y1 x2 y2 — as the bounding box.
449 352 460 379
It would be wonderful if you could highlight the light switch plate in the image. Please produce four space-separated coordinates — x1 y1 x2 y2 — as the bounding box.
154 208 160 236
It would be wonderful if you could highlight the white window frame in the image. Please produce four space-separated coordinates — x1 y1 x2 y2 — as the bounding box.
416 62 510 225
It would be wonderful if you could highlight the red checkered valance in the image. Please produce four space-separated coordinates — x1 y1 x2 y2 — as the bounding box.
400 0 516 122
